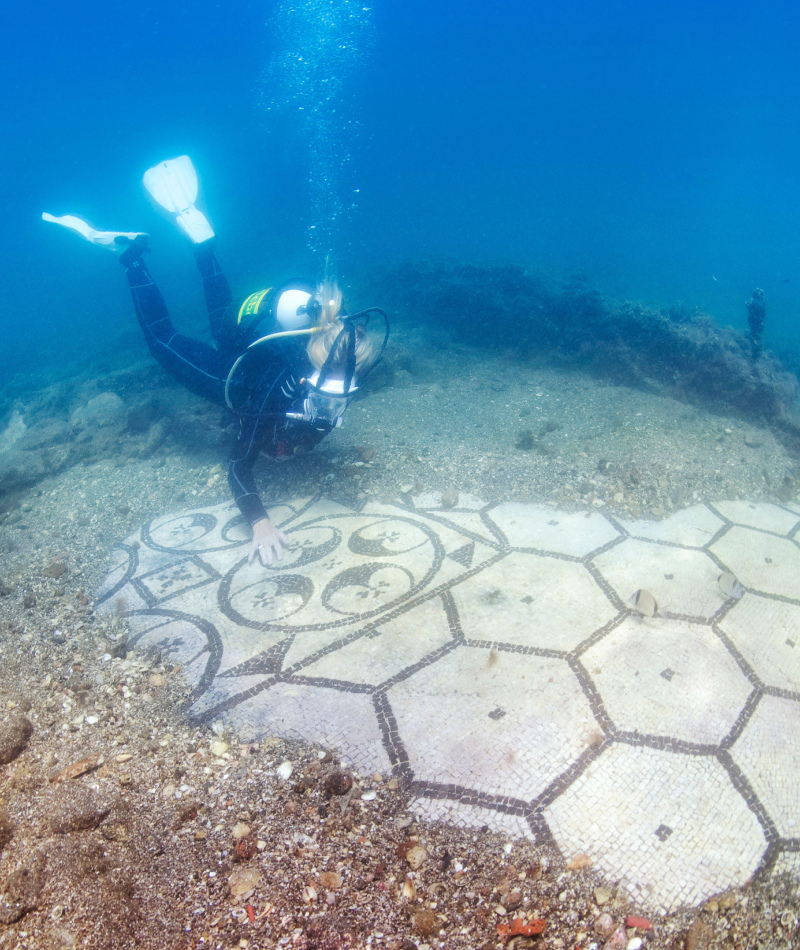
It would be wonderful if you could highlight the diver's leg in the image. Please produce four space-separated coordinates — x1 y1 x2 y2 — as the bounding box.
120 242 230 405
194 241 241 357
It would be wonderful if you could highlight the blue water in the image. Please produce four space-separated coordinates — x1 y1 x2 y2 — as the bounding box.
3 0 800 385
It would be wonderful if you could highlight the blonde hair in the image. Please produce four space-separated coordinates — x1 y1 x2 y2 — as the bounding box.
307 280 377 377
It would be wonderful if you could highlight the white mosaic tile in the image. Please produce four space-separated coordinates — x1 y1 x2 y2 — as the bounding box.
617 504 724 548
451 552 617 652
389 646 599 801
487 502 619 556
224 682 392 777
710 527 800 600
300 595 453 686
718 595 800 693
99 495 800 912
422 509 501 545
710 500 800 536
583 618 751 745
408 798 535 841
544 744 766 913
593 538 724 618
730 695 800 839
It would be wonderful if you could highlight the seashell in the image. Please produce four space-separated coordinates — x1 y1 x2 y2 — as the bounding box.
718 572 744 599
629 588 657 617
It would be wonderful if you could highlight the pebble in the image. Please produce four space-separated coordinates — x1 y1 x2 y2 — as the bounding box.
594 913 616 937
149 673 165 687
440 488 459 508
603 928 628 950
209 740 229 757
232 822 251 839
44 560 68 578
627 939 643 950
566 852 593 870
0 714 34 765
276 760 293 781
405 845 428 870
162 784 177 799
594 887 612 906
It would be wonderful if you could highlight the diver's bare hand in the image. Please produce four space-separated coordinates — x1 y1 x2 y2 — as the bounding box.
248 519 289 567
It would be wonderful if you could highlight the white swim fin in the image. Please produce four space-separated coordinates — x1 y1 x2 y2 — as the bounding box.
143 155 214 244
42 212 148 252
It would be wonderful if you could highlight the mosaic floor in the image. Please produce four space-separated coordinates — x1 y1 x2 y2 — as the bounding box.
98 494 800 913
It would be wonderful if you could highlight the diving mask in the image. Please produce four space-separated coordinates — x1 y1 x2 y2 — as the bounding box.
286 373 358 429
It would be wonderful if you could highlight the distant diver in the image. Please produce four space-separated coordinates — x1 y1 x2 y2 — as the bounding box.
745 288 765 362
43 156 388 567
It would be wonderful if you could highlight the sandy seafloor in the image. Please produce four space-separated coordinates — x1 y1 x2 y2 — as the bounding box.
0 322 799 949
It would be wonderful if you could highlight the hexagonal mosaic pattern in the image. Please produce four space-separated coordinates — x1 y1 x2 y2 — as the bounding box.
99 495 800 913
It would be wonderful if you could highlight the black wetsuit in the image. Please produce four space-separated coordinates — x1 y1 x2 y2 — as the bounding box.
121 242 326 526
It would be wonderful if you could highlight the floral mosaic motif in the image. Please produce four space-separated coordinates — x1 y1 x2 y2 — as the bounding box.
100 495 800 914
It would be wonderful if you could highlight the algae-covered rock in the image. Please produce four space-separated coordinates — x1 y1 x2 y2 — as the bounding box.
70 392 125 428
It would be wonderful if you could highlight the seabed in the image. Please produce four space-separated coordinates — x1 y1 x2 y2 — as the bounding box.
99 493 800 914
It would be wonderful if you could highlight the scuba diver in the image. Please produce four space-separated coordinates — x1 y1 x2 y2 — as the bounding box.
43 156 388 567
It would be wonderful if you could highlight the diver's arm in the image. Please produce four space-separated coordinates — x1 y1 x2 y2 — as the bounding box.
228 421 269 525
228 420 290 564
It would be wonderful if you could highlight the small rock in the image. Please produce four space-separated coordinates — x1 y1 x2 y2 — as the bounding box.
0 848 47 924
149 673 165 687
324 770 353 796
44 560 68 579
627 939 643 950
625 915 653 930
594 913 616 937
0 807 13 851
115 753 133 763
405 845 428 870
0 715 34 765
440 488 459 509
70 392 124 428
161 784 177 799
504 888 523 911
319 871 343 890
566 852 593 870
603 928 628 950
209 740 229 757
594 886 612 906
276 761 293 781
232 822 251 839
